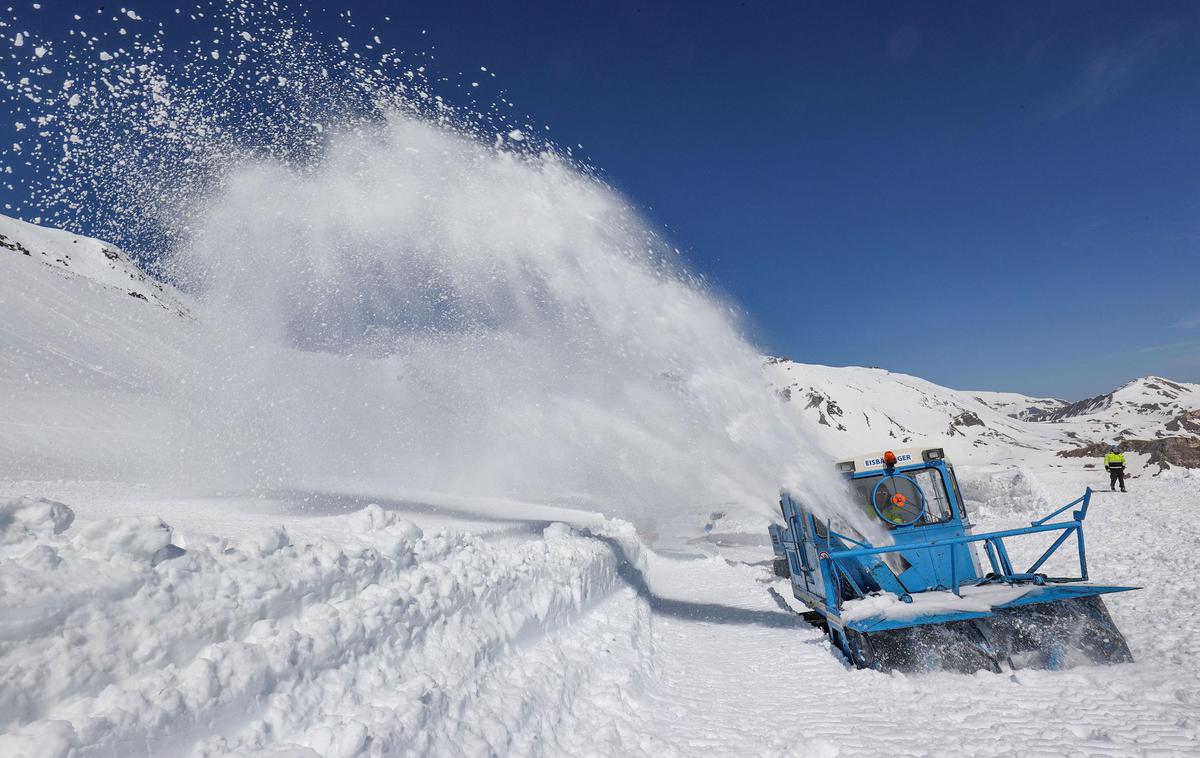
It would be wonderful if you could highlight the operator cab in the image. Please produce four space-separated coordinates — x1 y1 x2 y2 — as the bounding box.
770 447 984 610
838 447 970 526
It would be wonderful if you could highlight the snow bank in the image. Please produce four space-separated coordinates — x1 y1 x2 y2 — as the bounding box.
1153 466 1197 482
0 497 74 539
841 584 1036 622
73 515 176 561
958 467 1054 518
0 496 74 544
0 499 642 756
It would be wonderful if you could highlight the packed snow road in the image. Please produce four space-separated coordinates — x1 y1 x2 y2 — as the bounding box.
1 471 1198 757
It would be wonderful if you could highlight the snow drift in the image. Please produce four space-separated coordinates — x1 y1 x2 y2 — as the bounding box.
0 495 644 755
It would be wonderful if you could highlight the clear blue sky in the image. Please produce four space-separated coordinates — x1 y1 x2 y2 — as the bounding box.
7 2 1200 399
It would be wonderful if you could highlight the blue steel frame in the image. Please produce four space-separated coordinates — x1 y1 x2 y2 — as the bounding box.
821 487 1095 611
774 454 1114 636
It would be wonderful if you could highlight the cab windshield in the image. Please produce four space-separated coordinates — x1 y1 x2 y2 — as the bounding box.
850 467 954 528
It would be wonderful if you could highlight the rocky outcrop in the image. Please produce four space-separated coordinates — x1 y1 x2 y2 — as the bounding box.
1037 391 1115 422
1165 410 1200 436
947 410 985 437
1057 436 1200 471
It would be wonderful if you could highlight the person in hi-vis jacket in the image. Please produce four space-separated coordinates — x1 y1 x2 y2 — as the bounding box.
1104 446 1126 492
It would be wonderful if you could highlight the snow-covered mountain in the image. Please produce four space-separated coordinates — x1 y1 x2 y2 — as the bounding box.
764 359 1054 458
0 215 190 479
765 358 1200 471
0 214 184 314
967 390 1068 421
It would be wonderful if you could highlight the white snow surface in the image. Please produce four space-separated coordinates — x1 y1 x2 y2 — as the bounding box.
841 583 1037 622
2 473 1198 757
0 214 183 312
2 215 1199 756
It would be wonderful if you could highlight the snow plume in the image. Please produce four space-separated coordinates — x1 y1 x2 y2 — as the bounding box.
0 2 848 532
164 117 847 531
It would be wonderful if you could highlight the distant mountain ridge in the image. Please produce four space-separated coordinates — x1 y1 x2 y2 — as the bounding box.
0 214 186 314
0 214 188 478
968 391 1068 422
765 359 1200 471
1033 376 1197 421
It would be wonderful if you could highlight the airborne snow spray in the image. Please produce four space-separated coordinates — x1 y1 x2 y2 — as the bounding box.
0 1 850 540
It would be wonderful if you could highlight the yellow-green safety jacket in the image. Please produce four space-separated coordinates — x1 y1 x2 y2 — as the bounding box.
1104 451 1125 470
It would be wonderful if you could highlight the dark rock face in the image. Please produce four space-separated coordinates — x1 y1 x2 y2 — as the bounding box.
1038 392 1115 422
1057 437 1200 470
801 390 847 430
1165 410 1200 435
0 233 32 256
947 410 985 436
953 411 984 428
1142 437 1200 470
1058 442 1121 459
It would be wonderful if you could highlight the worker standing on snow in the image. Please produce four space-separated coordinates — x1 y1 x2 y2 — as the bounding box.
1104 446 1127 492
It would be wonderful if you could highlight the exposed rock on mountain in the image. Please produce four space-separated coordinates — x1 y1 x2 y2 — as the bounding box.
1058 437 1200 471
968 392 1068 421
0 214 187 315
1165 409 1200 435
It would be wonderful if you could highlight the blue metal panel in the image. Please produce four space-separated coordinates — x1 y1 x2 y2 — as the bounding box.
994 583 1136 610
846 609 996 633
767 523 785 558
891 521 981 592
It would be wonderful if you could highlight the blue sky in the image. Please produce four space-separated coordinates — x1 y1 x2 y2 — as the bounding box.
379 0 1199 399
5 1 1200 398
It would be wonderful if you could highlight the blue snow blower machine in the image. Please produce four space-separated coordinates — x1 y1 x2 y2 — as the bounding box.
768 447 1136 673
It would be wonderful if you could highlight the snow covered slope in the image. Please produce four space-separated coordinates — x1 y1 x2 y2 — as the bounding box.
967 389 1067 421
766 358 1200 472
0 216 190 480
1040 375 1199 422
0 215 183 313
764 359 1059 463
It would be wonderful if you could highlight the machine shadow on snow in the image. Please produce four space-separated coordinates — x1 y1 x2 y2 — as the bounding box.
590 534 809 631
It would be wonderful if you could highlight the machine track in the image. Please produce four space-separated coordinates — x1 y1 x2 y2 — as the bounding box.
845 595 1133 673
